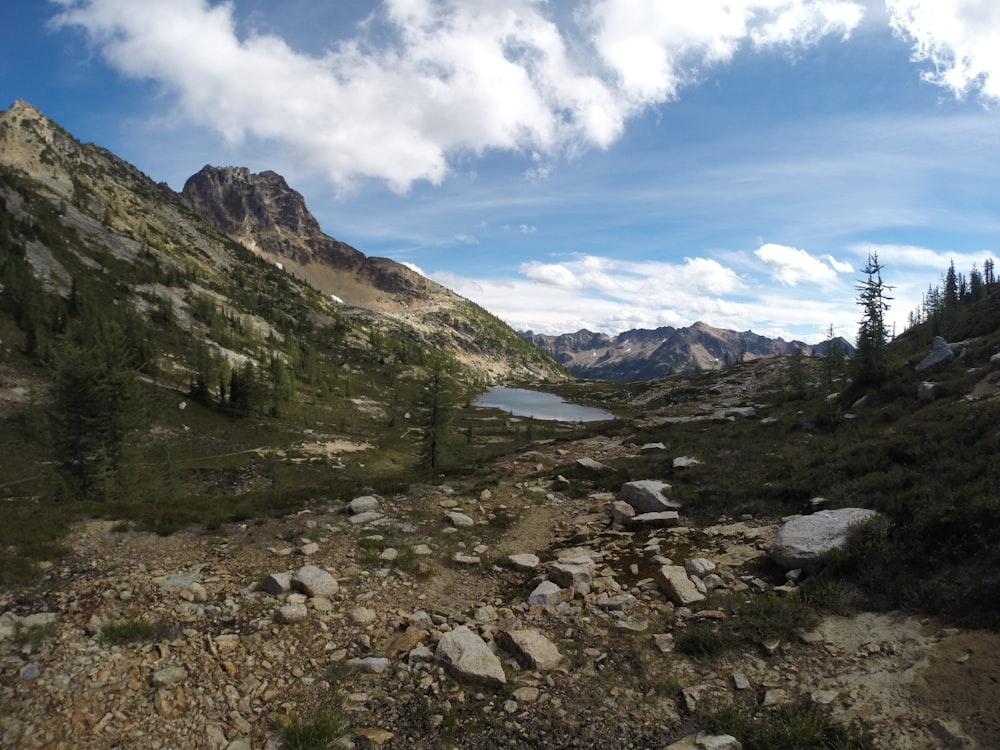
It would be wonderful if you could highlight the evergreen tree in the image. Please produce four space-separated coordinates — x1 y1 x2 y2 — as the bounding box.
786 347 807 400
419 357 457 470
852 252 894 387
51 319 144 500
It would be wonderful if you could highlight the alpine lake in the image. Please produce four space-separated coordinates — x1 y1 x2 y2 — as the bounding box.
472 387 614 422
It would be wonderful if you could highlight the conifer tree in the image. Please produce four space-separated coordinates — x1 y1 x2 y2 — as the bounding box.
852 252 893 387
419 356 456 470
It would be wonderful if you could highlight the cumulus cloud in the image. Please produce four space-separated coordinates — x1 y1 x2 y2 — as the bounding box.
400 261 427 277
518 254 743 307
430 259 853 343
521 261 584 288
887 0 1000 101
754 242 847 285
51 0 865 192
583 0 864 105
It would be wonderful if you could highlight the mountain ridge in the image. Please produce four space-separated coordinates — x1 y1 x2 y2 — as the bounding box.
524 322 853 380
0 99 564 382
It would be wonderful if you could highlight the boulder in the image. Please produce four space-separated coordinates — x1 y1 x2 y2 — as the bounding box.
656 565 706 606
275 603 309 623
527 581 562 607
576 457 607 470
445 511 475 527
496 629 563 670
672 456 701 468
630 511 680 529
915 336 954 372
641 442 666 454
685 558 716 578
610 500 636 526
260 572 292 596
620 480 680 513
436 626 506 687
507 553 540 572
348 495 381 514
291 564 340 598
771 508 880 571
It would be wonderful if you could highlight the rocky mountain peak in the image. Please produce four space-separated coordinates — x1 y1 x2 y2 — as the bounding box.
181 165 362 270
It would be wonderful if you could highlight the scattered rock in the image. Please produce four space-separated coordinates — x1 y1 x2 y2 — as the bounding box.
915 336 954 372
349 495 381 514
496 628 563 670
445 511 475 527
620 480 680 513
292 564 340 598
656 565 706 606
435 626 506 687
507 553 540 572
527 581 563 607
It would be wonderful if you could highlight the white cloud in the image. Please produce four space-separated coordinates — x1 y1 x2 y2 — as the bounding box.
584 0 864 105
430 261 854 343
400 261 427 277
52 0 866 192
521 261 583 288
753 242 844 285
454 233 479 245
887 0 1000 101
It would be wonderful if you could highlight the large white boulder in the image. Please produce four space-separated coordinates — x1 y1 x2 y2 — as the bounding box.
771 508 880 571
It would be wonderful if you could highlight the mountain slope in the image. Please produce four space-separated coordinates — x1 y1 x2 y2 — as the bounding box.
525 321 854 380
180 164 561 379
0 99 562 382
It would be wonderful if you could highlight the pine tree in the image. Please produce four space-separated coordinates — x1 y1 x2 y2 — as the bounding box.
852 252 894 387
419 357 456 470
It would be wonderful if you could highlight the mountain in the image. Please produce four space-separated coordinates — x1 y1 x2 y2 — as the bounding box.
0 99 562 382
524 321 854 381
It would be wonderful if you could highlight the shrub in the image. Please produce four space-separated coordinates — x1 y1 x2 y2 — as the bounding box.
99 617 173 645
280 699 348 750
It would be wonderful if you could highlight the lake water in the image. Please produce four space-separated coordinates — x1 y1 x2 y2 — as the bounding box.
473 387 614 422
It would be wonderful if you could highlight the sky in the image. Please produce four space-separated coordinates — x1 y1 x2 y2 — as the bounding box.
3 1 1000 344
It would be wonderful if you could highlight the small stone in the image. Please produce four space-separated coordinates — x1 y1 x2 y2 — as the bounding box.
732 672 750 690
276 603 309 624
513 686 540 703
292 565 340 598
527 581 562 607
508 553 540 572
348 657 391 673
350 607 378 626
260 573 291 596
355 727 394 746
349 495 381 514
19 663 40 682
446 511 475 527
151 666 189 687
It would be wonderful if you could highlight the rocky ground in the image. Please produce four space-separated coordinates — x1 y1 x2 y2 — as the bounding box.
2 433 998 749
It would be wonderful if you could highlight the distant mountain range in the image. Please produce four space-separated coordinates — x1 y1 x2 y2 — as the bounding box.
523 322 854 381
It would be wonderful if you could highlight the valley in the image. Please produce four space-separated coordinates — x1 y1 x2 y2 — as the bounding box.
3 98 1000 749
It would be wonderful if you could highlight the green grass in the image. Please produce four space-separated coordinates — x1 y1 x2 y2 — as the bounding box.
280 699 349 750
13 621 57 649
99 617 174 645
699 698 875 750
674 625 737 660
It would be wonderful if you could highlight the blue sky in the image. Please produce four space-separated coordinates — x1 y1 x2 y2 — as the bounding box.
3 1 1000 343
